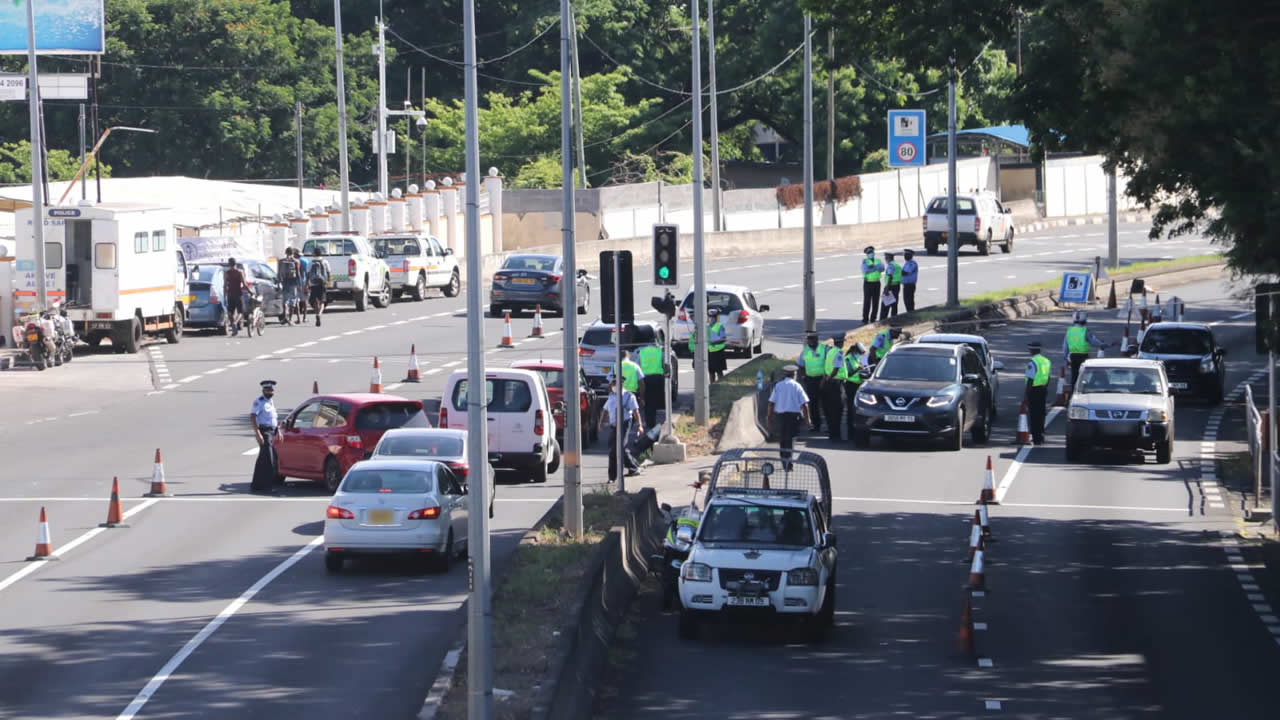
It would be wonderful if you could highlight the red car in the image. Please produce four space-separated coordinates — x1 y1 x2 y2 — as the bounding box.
510 359 601 446
276 393 431 491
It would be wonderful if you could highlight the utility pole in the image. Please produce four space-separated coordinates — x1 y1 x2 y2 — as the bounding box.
1106 168 1118 268
25 0 47 309
691 0 709 426
707 0 721 231
462 0 493 715
568 2 588 188
405 72 412 190
375 16 389 198
333 0 351 231
421 67 427 186
826 28 835 183
802 16 815 334
78 103 87 201
945 56 959 307
559 0 583 538
295 101 304 209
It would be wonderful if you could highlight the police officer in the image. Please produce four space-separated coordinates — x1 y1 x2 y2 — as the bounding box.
688 307 729 383
821 334 847 441
618 348 646 418
599 374 642 481
636 339 666 429
767 364 811 471
1063 311 1107 385
883 252 902 318
797 332 828 432
869 327 893 368
839 341 869 442
901 249 919 312
250 380 280 494
861 245 885 324
1024 342 1051 445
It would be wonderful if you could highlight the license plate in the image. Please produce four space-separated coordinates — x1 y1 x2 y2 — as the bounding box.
513 278 536 285
1169 382 1188 389
90 321 113 330
726 596 769 607
25 333 38 341
884 414 915 423
366 509 395 525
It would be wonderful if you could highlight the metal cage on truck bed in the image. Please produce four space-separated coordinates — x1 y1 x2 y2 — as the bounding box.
707 447 832 521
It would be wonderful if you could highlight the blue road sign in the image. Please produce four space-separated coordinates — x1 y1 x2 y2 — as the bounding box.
1059 272 1093 304
887 109 926 168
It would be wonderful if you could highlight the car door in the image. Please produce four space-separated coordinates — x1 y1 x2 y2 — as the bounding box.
438 466 469 543
743 291 764 342
278 400 323 475
960 349 988 422
423 236 442 286
249 262 282 316
489 375 536 454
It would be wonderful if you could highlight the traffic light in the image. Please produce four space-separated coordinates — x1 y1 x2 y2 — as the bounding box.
650 290 676 318
1256 283 1280 354
600 250 634 324
652 223 678 285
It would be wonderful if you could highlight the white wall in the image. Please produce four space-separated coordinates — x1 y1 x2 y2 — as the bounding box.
1044 155 1141 217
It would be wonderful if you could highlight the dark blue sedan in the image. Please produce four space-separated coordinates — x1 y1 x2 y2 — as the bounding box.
488 254 590 317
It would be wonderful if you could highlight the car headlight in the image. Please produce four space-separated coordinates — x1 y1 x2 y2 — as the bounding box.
1068 405 1089 420
787 567 819 586
1147 408 1168 422
857 392 877 406
927 393 957 407
681 562 712 582
1200 355 1215 373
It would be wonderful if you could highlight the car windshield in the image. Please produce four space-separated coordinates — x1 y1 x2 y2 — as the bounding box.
875 353 958 382
373 237 421 255
452 378 533 412
1140 329 1212 355
303 238 357 256
927 197 977 215
1079 367 1164 394
503 255 557 272
920 339 987 365
699 504 813 546
341 468 433 494
375 434 464 458
354 403 429 430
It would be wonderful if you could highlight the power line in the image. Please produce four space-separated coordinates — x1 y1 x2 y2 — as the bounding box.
385 26 552 87
581 34 809 98
583 97 692 149
846 41 994 100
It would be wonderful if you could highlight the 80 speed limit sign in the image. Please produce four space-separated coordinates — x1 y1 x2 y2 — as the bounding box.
895 142 917 163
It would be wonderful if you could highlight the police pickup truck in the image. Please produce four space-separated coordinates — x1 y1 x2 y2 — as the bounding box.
302 235 392 311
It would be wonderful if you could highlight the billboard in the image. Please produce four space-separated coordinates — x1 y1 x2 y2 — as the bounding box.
0 1 105 55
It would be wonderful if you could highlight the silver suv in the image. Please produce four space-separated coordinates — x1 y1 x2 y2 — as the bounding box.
1066 359 1174 464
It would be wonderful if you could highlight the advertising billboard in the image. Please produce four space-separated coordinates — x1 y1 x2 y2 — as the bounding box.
0 1 106 55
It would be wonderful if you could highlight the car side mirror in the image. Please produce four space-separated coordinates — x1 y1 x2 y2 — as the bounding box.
992 360 1005 371
759 304 770 312
444 247 454 255
675 524 695 544
822 532 837 548
963 373 981 384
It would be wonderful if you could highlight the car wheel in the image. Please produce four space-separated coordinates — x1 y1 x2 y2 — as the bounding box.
547 439 562 474
355 285 369 311
1002 230 1013 254
434 529 454 573
322 457 341 493
324 551 344 573
412 273 427 301
822 571 837 626
371 277 391 308
678 609 700 641
971 406 991 444
925 241 938 256
531 458 549 484
949 408 965 451
978 234 991 256
754 333 764 354
123 317 142 354
1156 438 1173 464
489 496 495 519
165 308 183 344
445 269 461 297
1066 439 1082 462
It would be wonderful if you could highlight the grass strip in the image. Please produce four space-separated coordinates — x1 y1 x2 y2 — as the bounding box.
673 354 790 455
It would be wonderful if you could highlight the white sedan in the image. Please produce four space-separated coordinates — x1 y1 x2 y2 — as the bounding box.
672 284 770 359
370 428 496 518
323 459 471 573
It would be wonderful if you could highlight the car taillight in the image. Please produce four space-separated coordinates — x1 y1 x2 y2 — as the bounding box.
348 258 357 276
581 392 589 413
534 409 545 436
439 407 448 426
547 274 561 284
208 289 220 304
326 506 354 519
95 312 112 319
345 434 362 448
402 259 411 273
447 461 469 478
678 309 688 322
578 347 594 357
974 216 981 234
408 506 441 520
494 273 508 282
737 310 749 324
25 322 37 332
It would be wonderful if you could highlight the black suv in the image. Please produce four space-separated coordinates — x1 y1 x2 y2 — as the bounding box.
1135 322 1226 404
852 343 994 450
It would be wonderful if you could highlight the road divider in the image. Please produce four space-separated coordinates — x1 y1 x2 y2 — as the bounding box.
499 312 515 348
979 456 997 504
530 305 544 338
1016 402 1031 445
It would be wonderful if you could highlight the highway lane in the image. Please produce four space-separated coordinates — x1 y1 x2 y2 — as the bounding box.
0 221 1221 717
599 278 1278 718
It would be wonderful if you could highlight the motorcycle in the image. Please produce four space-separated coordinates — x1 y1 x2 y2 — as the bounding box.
46 309 75 365
19 313 54 371
652 474 706 611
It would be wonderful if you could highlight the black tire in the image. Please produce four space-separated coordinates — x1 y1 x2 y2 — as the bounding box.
444 269 461 297
531 458 549 484
354 283 369 311
925 241 939 256
123 317 142 354
1066 439 1082 462
1156 438 1172 464
949 409 965 451
411 273 427 301
165 308 183 344
971 407 991 444
322 457 342 493
1001 230 1013 254
371 277 391 308
324 551 344 573
754 334 764 354
489 497 495 519
822 572 837 626
547 439 561 474
678 609 700 641
434 530 454 573
978 234 991 256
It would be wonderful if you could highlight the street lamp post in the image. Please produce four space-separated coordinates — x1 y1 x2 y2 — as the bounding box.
57 126 159 207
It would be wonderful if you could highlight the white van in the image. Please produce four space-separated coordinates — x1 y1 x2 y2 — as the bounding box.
15 203 189 352
439 368 561 483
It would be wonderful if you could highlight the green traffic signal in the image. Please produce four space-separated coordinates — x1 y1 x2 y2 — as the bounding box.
658 266 670 279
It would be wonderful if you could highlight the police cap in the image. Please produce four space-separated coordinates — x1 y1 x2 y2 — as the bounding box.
1028 342 1043 351
260 380 277 390
864 245 875 254
781 364 798 376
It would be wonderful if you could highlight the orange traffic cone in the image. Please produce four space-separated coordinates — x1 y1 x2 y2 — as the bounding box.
369 357 383 393
1015 402 1031 445
312 380 319 394
529 305 544 338
967 548 987 591
979 456 996 504
1106 280 1117 309
405 345 422 383
499 312 515 348
27 507 56 561
1054 366 1068 406
978 503 994 542
146 448 171 497
956 596 976 655
101 477 126 528
967 521 983 562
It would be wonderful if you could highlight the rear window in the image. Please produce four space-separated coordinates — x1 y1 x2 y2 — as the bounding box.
374 237 421 255
581 325 657 346
303 238 357 256
680 291 743 314
452 378 533 413
502 255 557 272
533 369 565 388
190 267 221 283
354 403 429 430
919 339 988 366
341 468 434 494
375 435 464 458
926 197 977 215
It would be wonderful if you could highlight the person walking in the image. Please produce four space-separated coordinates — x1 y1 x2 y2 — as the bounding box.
767 364 811 471
1024 342 1051 445
250 380 281 495
636 339 667 429
821 334 847 442
901 249 919 312
861 245 885 324
797 333 829 432
277 247 301 326
306 246 330 327
296 251 310 324
223 258 250 336
839 341 869 442
599 374 642 481
1063 311 1107 385
883 251 902 318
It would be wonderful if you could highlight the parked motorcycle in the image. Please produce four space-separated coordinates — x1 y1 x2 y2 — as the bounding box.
652 474 706 611
51 310 76 364
19 313 54 371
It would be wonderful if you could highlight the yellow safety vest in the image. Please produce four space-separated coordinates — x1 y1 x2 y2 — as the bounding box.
801 346 826 377
688 321 727 353
620 360 642 392
886 262 902 286
1032 354 1051 386
824 349 842 376
862 257 882 282
873 330 892 359
840 352 865 384
1066 326 1090 354
638 345 664 376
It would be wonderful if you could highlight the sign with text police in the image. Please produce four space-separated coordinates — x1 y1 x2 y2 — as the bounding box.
1058 272 1093 304
0 1 106 55
887 109 926 168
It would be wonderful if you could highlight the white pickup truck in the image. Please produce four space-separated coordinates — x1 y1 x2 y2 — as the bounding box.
370 234 461 301
301 235 392 311
921 192 1015 256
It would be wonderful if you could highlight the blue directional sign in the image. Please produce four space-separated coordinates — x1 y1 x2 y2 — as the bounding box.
1059 272 1093 304
887 109 926 168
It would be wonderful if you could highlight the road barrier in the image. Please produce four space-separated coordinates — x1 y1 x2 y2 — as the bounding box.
146 448 172 497
967 522 983 562
101 477 126 528
369 357 383 393
956 596 976 655
27 507 54 561
978 503 993 542
966 549 987 591
1054 367 1069 406
406 345 422 382
312 380 319 394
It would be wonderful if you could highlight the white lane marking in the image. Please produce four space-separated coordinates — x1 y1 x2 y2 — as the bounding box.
320 335 340 341
297 341 318 348
777 315 793 320
272 347 296 355
817 308 828 313
242 447 259 456
444 360 461 367
162 383 179 390
115 537 325 720
431 311 451 318
342 330 362 336
978 658 994 668
391 320 409 326
994 407 1063 503
229 361 249 368
68 410 100 418
0 500 158 595
178 376 202 384
782 284 799 289
367 324 386 330
384 383 404 391
984 700 1002 710
425 368 442 376
206 368 227 375
254 354 273 360
830 496 1187 512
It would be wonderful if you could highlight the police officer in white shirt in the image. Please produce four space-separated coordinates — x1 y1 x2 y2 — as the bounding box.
250 380 280 494
767 364 811 470
599 374 642 481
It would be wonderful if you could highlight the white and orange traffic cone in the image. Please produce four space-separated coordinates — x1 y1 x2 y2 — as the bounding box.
956 596 976 655
101 477 126 528
529 305 544 338
967 548 987 591
27 507 56 561
968 521 983 562
405 345 422 383
1054 366 1068 406
499 312 515 348
978 503 994 542
369 356 383 393
978 456 997 504
146 448 171 497
1015 401 1031 445
1120 326 1131 355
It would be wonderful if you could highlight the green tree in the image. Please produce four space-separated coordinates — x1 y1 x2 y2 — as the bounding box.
0 141 111 184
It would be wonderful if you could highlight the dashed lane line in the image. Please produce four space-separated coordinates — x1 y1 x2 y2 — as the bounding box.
229 361 249 368
994 407 1064 503
831 496 1186 513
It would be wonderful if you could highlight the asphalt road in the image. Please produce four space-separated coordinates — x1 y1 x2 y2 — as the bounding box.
599 278 1280 718
0 221 1223 719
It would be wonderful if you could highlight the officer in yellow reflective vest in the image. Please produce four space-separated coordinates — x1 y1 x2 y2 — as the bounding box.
689 308 728 382
839 342 869 442
1063 311 1107 386
883 252 902 318
636 341 666 429
1024 341 1052 445
821 334 848 441
797 332 829 432
861 245 885 324
870 328 893 367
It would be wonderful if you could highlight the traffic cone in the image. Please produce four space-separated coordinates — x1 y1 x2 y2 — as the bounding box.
955 596 976 655
1120 326 1131 355
529 305 544 338
312 380 319 394
967 548 987 591
405 345 422 382
967 522 983 562
27 507 56 561
1054 366 1068 406
1106 280 1117 309
101 477 126 528
1015 401 1031 445
978 456 996 504
146 448 171 497
1139 289 1149 323
978 503 994 542
498 312 515 348
369 356 383 393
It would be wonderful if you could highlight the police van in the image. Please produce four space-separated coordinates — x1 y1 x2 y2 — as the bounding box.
15 202 189 353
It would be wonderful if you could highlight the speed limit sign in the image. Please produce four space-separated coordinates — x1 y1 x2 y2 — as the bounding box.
895 142 917 163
